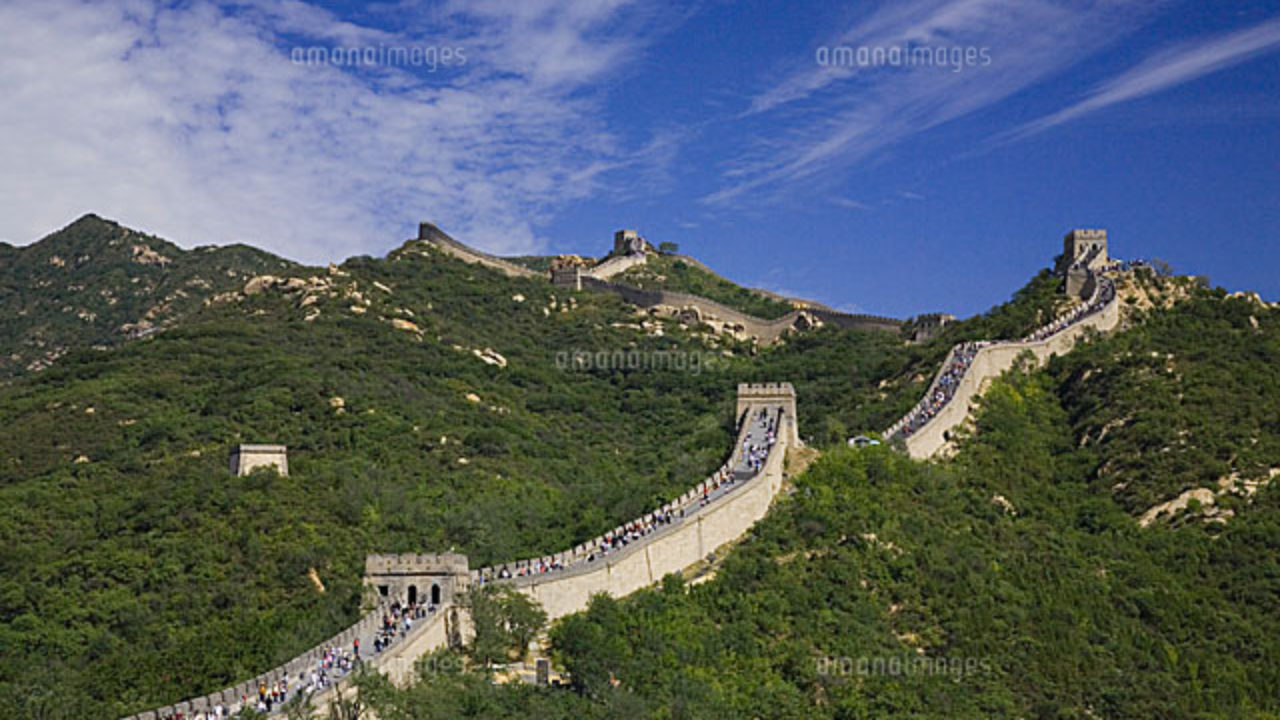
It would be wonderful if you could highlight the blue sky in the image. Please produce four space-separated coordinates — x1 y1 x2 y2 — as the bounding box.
1 0 1276 318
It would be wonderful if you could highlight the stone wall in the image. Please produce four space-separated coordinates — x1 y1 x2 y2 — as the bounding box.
736 382 799 447
585 251 648 280
122 385 796 718
512 437 786 619
417 222 540 279
900 285 1120 460
417 222 908 344
580 276 903 343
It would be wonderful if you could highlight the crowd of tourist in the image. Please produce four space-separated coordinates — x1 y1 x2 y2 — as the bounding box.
1024 275 1115 343
738 407 778 475
890 342 982 439
472 406 781 586
152 599 433 719
888 267 1117 442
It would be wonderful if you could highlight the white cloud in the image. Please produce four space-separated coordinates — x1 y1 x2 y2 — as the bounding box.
0 0 651 262
1005 17 1280 141
706 0 1165 206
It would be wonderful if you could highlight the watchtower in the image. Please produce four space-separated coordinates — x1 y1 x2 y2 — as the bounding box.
229 444 288 476
613 229 648 256
736 382 799 448
364 553 471 608
1059 229 1108 272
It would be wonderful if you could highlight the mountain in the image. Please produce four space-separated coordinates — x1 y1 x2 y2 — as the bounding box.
0 215 296 377
5 216 1275 719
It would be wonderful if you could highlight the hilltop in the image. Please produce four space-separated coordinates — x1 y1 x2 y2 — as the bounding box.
0 215 296 376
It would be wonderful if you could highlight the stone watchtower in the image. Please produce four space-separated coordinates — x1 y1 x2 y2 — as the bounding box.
613 229 649 256
1058 229 1108 271
364 553 471 608
1059 228 1109 299
229 444 288 476
736 382 799 448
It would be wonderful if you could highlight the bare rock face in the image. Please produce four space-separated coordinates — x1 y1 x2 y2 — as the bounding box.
391 318 420 333
243 275 281 295
473 348 508 368
550 254 589 270
677 305 702 324
131 244 172 266
792 310 823 332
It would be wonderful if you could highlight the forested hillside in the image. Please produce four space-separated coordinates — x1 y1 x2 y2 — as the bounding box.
0 216 295 377
0 217 964 718
363 289 1280 720
4 216 1251 719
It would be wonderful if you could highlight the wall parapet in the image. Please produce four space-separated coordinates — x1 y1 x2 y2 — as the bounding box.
885 265 1120 459
122 383 798 719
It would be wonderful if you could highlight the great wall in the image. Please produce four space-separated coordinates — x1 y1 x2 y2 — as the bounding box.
127 228 1125 719
417 222 929 344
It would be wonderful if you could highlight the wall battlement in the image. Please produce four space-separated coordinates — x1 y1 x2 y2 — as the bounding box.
364 553 470 576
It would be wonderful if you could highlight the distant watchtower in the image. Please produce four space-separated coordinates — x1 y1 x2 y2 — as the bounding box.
613 229 649 256
1059 228 1109 298
1059 229 1108 271
229 444 288 476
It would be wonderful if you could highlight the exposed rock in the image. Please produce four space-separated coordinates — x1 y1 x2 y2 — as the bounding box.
329 397 346 413
1139 487 1216 527
308 567 326 594
73 455 90 464
512 294 526 303
131 244 172 266
550 254 589 270
791 310 823 332
243 275 280 295
991 494 1017 515
49 255 65 268
349 305 367 315
465 392 481 403
391 318 420 333
207 291 242 306
372 281 393 294
473 348 507 368
677 305 702 324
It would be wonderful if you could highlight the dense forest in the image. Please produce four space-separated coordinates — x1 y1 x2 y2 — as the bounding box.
355 292 1280 719
4 217 1275 719
0 217 950 717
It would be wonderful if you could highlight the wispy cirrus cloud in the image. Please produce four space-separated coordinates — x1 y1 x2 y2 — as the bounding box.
0 0 665 262
1004 17 1280 141
705 0 1165 206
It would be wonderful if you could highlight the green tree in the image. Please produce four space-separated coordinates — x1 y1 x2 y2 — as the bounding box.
463 585 547 667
